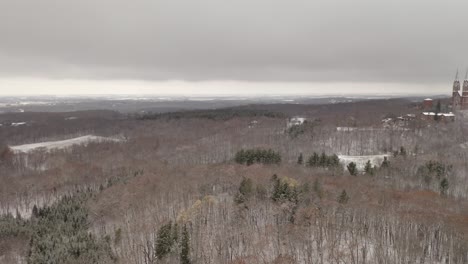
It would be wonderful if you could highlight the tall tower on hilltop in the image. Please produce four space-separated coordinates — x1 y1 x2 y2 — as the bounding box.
463 69 468 96
452 70 461 110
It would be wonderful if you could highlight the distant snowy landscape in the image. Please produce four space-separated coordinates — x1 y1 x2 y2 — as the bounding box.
10 135 122 153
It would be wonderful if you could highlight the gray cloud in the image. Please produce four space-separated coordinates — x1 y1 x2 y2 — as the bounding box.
0 0 467 84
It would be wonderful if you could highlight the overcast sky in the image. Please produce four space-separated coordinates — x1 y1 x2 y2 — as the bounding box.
0 0 467 95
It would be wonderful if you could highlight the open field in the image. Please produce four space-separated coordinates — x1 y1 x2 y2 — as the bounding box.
10 135 123 153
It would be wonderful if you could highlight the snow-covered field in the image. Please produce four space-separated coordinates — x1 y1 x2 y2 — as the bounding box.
338 154 390 170
336 127 382 132
10 135 122 153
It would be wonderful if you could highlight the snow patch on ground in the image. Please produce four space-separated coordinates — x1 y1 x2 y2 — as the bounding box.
11 122 27 127
337 127 383 132
10 135 122 153
338 154 390 170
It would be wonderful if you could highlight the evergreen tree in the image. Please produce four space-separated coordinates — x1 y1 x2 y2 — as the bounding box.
235 177 254 204
172 222 179 243
400 146 407 157
381 157 390 168
180 225 191 264
234 149 245 164
338 190 349 204
246 150 255 166
270 175 301 203
307 152 320 167
271 174 282 202
31 205 38 218
155 221 175 259
329 154 340 168
15 209 22 221
297 153 304 165
234 149 281 166
319 152 327 167
347 162 358 176
307 153 340 168
440 178 449 196
26 193 114 264
364 160 374 175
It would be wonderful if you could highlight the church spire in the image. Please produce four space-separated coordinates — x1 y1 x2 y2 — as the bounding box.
463 68 468 96
453 69 461 92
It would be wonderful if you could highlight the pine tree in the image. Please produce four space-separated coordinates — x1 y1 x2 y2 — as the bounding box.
307 152 320 167
347 162 358 176
15 209 22 221
235 177 254 204
364 160 374 175
271 174 282 202
234 149 245 164
180 225 191 264
338 190 349 204
31 205 38 218
400 146 407 157
235 148 281 165
329 154 340 168
440 178 449 196
297 153 303 165
381 156 390 168
155 221 175 259
319 152 327 167
172 222 179 243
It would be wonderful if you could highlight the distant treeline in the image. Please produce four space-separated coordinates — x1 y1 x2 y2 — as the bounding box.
137 108 284 121
235 148 281 165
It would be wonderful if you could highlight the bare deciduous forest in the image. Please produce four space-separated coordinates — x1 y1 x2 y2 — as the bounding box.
1 98 468 264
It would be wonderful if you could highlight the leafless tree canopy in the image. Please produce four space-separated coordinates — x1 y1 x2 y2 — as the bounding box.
1 98 467 263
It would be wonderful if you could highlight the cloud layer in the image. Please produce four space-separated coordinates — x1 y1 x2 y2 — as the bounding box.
0 0 467 94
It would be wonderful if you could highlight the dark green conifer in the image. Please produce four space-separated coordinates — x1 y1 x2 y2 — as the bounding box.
440 178 449 196
180 225 191 264
338 190 349 204
297 153 304 165
347 162 358 176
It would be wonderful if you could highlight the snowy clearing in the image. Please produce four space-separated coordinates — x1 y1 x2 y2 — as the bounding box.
11 122 27 127
336 127 383 132
338 154 390 170
10 135 122 153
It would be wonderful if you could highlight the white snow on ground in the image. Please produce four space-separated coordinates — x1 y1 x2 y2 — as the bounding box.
10 135 122 153
337 127 383 132
338 154 390 170
11 122 27 127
